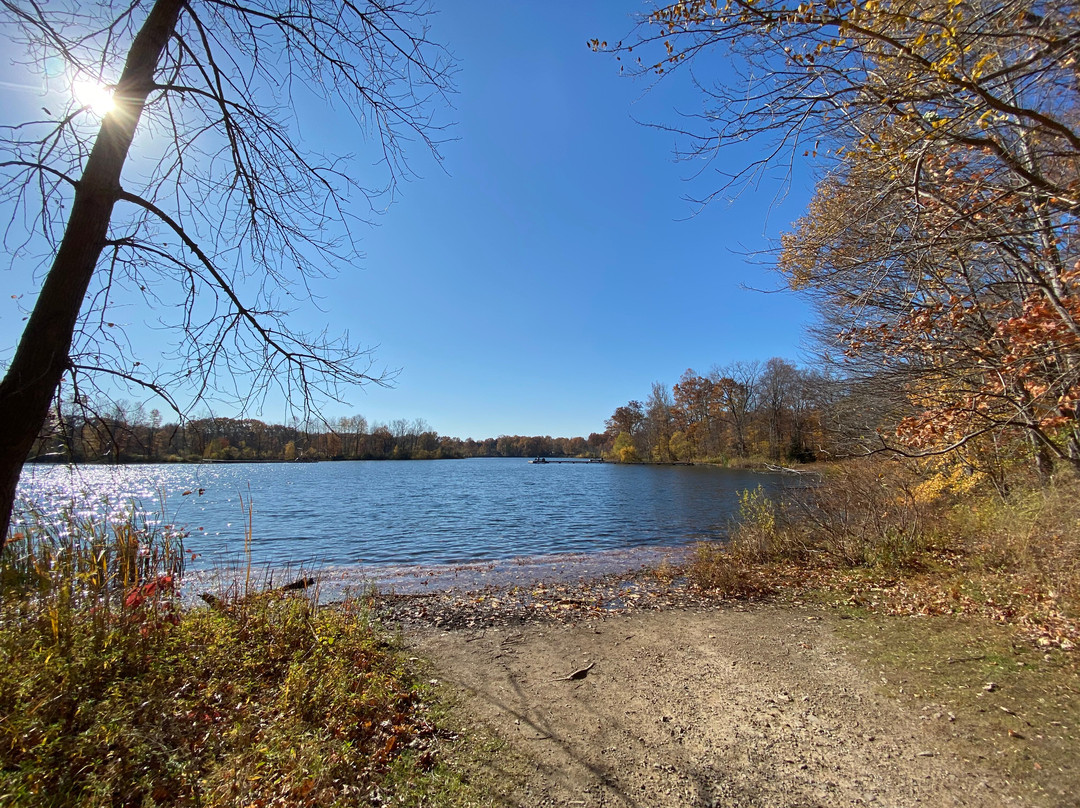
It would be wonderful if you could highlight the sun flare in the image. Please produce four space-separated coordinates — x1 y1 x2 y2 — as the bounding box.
72 78 115 116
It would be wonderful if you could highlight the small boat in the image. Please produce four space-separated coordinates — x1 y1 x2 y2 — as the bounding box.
529 457 549 464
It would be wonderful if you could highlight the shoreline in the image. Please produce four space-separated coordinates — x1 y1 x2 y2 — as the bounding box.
180 542 702 607
395 559 1079 807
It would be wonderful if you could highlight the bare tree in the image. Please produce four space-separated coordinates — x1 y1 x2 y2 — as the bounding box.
0 0 453 546
760 358 797 460
712 360 760 458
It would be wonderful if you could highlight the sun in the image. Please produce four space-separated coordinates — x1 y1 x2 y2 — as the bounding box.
72 77 115 116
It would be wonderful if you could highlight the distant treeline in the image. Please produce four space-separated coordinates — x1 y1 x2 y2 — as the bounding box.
29 356 845 465
28 409 605 463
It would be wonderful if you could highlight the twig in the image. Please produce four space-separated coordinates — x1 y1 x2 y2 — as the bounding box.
279 577 316 592
552 662 595 681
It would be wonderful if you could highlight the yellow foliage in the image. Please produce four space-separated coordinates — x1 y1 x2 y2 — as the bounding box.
912 463 982 504
737 485 777 536
613 431 639 463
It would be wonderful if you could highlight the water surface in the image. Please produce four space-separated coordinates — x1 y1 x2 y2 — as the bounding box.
16 459 791 583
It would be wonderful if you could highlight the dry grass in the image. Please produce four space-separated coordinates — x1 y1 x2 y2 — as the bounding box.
684 542 760 596
781 460 932 567
682 456 1080 652
949 469 1080 618
696 460 938 576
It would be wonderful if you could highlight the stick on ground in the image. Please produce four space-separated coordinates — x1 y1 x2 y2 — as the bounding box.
553 662 595 681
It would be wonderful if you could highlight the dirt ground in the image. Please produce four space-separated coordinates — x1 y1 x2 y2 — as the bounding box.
411 603 1028 808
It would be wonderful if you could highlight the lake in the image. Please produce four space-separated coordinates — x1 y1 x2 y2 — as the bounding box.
15 459 794 590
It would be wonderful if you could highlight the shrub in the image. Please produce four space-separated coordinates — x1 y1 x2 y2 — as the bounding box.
778 460 934 568
729 485 782 562
685 542 757 596
721 460 939 571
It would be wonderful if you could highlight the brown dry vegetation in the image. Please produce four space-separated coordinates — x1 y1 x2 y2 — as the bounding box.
686 460 1080 650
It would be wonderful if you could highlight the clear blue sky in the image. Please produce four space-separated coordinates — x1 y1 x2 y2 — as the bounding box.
0 1 816 440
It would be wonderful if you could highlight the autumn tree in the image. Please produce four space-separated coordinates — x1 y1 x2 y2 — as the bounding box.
672 370 722 458
337 415 369 458
784 139 1079 475
609 361 825 462
603 0 1079 474
0 0 452 546
605 400 646 439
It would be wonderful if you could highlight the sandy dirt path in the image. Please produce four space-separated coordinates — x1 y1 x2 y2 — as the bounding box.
412 604 1021 807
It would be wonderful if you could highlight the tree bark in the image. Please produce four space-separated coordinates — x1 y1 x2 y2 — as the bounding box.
0 0 183 551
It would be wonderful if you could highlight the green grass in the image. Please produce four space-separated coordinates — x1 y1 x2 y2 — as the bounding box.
835 612 1080 806
0 505 476 807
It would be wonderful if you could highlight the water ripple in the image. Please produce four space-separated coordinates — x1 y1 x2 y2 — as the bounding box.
16 458 792 574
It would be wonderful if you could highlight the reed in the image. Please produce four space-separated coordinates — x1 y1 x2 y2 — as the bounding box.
1 500 186 645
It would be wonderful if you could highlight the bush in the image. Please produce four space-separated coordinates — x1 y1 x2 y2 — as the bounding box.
685 542 758 597
721 460 939 570
729 485 783 562
791 461 933 567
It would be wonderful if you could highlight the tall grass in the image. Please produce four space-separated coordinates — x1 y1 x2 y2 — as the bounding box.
949 469 1080 617
2 501 187 638
0 503 456 807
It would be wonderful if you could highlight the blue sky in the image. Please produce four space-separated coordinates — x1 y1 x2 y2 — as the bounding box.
1 1 816 440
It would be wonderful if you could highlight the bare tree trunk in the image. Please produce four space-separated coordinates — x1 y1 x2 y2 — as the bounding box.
1030 433 1056 486
0 0 183 551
